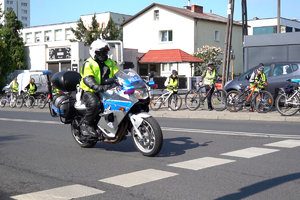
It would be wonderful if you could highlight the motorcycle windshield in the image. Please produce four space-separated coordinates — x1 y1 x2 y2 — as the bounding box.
101 69 148 107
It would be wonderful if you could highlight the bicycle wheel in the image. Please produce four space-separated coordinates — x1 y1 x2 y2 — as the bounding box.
211 89 227 111
25 96 35 108
226 90 243 112
38 94 47 109
150 95 163 110
185 89 201 111
275 93 300 116
255 91 274 113
0 97 6 107
168 94 182 111
9 95 16 108
16 96 24 108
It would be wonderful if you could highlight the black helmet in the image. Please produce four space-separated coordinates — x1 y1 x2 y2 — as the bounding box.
207 62 214 67
257 63 264 71
172 70 178 75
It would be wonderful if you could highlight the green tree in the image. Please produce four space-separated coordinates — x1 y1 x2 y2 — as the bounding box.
0 8 26 88
193 45 223 76
71 14 102 46
102 17 122 40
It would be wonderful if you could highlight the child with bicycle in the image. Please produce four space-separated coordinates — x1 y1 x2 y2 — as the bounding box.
198 62 219 111
248 63 267 112
24 78 37 97
165 70 179 94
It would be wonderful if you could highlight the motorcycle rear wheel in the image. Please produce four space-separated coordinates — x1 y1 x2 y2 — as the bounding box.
71 120 97 148
131 116 163 157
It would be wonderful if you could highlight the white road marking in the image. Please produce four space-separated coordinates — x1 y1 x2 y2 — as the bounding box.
0 117 60 125
168 157 235 170
221 147 279 158
162 127 300 139
99 169 178 188
264 139 300 148
10 184 104 200
0 117 299 140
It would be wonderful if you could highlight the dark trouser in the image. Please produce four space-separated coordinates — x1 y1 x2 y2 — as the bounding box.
205 85 214 109
82 91 102 125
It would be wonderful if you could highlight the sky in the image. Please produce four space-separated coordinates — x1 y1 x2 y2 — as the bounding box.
31 0 300 27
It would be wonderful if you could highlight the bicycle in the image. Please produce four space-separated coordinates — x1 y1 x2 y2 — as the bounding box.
16 90 36 108
184 83 227 111
225 83 273 113
275 79 300 116
0 90 18 108
150 86 182 111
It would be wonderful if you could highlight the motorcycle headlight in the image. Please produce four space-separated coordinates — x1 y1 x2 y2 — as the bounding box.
134 89 149 99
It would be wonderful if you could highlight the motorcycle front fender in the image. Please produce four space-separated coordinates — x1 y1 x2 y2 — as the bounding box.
129 112 152 128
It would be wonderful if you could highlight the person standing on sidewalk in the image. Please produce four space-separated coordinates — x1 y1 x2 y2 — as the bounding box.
248 63 267 112
165 70 179 111
198 62 218 111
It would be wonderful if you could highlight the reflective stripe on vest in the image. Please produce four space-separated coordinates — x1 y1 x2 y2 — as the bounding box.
204 70 216 85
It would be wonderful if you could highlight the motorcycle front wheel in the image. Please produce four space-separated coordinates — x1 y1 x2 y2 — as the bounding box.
131 117 163 157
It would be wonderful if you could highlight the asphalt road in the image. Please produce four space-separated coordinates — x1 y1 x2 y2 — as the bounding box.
0 110 300 200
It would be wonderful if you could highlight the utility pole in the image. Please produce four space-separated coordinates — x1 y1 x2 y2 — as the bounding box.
241 0 248 38
222 0 235 87
277 0 281 33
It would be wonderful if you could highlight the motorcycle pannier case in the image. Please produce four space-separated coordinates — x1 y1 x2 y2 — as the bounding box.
51 94 75 124
51 71 81 92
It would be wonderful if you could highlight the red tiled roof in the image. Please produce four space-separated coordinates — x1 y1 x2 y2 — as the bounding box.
139 49 204 63
121 3 242 27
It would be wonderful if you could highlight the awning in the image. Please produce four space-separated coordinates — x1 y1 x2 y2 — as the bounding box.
139 49 204 64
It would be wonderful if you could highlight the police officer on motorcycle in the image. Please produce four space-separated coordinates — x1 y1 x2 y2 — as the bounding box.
79 39 119 136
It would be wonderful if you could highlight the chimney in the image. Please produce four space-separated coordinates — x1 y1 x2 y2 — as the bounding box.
191 5 203 13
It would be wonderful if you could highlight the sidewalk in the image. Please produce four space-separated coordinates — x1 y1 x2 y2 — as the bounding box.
1 105 300 123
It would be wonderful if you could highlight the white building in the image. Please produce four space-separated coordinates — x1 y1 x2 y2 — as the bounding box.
122 3 243 77
0 0 30 27
21 12 131 74
248 17 300 35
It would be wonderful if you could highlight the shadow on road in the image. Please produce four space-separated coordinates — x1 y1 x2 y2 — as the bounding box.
158 137 212 157
215 172 300 200
0 135 28 146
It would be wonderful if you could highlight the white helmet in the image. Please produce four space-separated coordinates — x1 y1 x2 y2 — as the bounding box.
89 39 110 60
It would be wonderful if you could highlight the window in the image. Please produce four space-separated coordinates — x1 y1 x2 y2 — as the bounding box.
21 2 27 6
21 16 27 21
160 30 173 42
35 31 41 43
55 29 62 41
253 26 276 35
292 64 299 71
272 64 292 77
65 28 72 40
44 30 52 42
25 32 33 43
154 10 159 20
21 9 27 14
214 30 220 42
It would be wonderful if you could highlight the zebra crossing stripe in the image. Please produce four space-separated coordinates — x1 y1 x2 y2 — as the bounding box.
168 157 235 170
99 169 178 188
264 139 300 148
221 147 279 158
10 184 104 200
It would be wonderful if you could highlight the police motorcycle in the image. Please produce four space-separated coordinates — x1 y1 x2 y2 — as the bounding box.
44 69 163 157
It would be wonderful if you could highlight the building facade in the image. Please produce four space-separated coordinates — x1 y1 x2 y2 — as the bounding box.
21 12 131 74
0 0 30 27
248 17 300 35
122 3 243 77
